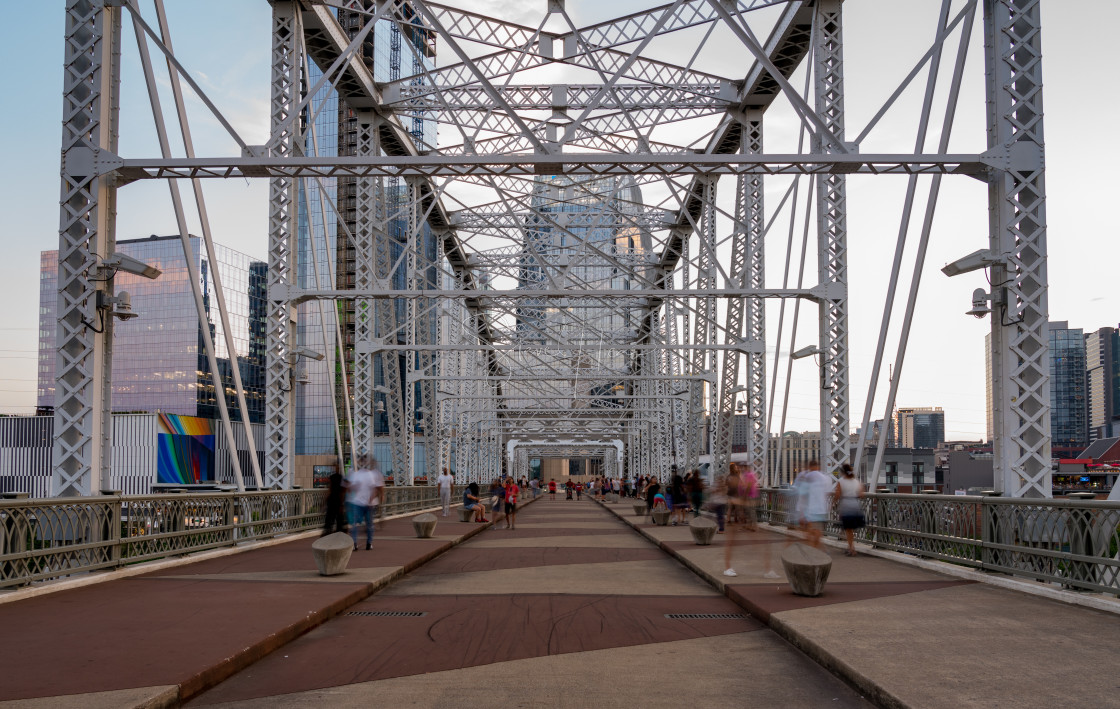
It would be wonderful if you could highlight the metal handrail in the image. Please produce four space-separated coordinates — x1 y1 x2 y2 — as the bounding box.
759 489 1120 596
0 486 462 590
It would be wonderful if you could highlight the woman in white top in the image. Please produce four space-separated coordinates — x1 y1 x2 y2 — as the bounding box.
835 463 865 557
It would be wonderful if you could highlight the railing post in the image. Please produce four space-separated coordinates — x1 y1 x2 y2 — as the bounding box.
100 489 122 568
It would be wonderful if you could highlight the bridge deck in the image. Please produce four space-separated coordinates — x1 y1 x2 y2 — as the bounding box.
0 495 1118 708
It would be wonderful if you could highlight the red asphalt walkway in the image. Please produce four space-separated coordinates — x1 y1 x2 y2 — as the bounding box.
2 492 1118 708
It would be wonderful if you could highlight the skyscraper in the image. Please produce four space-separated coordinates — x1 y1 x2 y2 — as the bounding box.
893 407 945 449
1085 326 1120 441
38 236 267 422
1049 321 1088 455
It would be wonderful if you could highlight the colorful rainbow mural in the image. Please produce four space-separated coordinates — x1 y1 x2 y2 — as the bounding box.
156 414 215 484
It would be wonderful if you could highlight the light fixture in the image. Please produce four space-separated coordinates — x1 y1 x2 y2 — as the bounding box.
790 345 824 360
102 252 162 280
941 248 1003 277
289 346 324 362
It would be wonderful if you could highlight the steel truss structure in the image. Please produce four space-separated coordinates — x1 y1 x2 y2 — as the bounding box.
54 0 1051 497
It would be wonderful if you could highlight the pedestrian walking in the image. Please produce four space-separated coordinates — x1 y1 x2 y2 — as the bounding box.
437 467 454 517
669 472 687 525
346 455 383 551
740 466 760 531
504 477 519 529
688 469 704 518
489 479 505 526
723 464 744 576
836 463 865 556
322 469 347 536
794 461 834 549
548 478 557 500
644 476 661 518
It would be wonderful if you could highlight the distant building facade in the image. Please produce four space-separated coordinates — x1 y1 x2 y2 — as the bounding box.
38 236 267 423
849 446 938 491
893 407 945 449
1085 326 1120 441
1049 321 1088 455
767 431 821 485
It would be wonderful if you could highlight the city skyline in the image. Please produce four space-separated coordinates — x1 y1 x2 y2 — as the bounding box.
2 1 1118 443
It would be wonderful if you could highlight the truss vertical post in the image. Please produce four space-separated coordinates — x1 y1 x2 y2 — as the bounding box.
814 0 851 476
352 111 377 464
413 183 439 483
743 117 769 480
985 0 1050 497
714 114 766 482
264 0 299 489
375 174 410 486
53 0 121 497
685 178 716 474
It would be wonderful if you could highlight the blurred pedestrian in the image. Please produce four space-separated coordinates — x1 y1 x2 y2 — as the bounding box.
723 464 744 577
437 467 454 517
669 471 687 525
836 463 865 556
740 466 760 531
644 476 661 518
504 477 519 530
347 455 382 551
794 460 833 549
688 468 704 518
322 469 346 536
489 479 505 525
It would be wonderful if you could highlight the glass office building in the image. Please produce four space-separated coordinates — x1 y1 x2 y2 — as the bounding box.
1049 321 1088 453
295 60 341 456
296 6 438 474
38 236 267 422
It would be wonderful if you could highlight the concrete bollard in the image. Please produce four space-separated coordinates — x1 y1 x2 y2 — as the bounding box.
651 509 670 526
633 502 647 517
312 532 353 576
457 506 475 522
780 543 832 597
689 516 717 545
412 513 438 538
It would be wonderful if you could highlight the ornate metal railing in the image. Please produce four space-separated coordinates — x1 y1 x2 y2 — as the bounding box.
0 486 460 590
760 489 1120 596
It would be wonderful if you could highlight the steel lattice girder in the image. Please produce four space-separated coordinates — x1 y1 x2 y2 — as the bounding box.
55 0 1050 496
102 153 988 181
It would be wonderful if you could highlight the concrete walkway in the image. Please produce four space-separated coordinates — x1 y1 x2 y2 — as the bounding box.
186 496 871 708
0 503 506 708
597 497 1120 709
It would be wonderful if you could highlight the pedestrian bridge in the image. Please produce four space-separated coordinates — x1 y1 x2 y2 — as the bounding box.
1 489 1118 707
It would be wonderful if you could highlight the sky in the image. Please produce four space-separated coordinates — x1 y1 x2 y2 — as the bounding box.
0 0 1115 442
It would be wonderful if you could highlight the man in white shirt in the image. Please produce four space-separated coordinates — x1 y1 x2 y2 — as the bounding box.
437 468 455 516
347 456 384 550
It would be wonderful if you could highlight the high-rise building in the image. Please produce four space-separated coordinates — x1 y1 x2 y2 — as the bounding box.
38 236 267 423
893 407 945 449
1085 326 1120 441
1049 321 1088 455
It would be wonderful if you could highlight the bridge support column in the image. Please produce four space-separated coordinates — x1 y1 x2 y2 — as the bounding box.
264 0 299 488
985 0 1050 497
53 0 121 497
814 0 851 477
